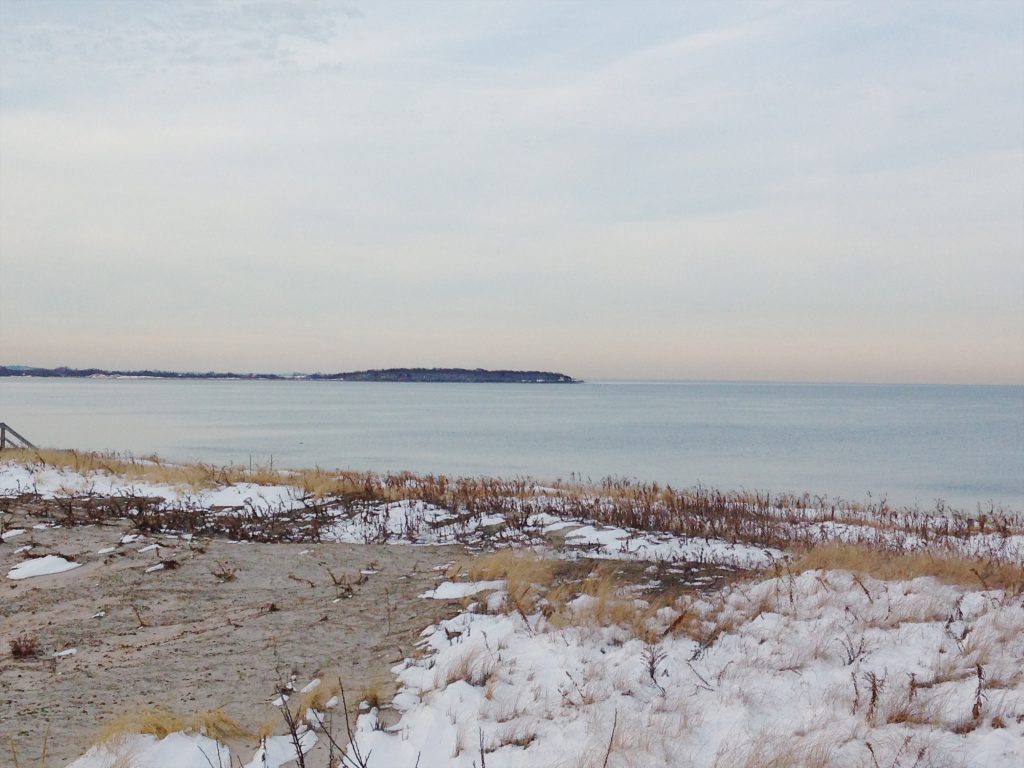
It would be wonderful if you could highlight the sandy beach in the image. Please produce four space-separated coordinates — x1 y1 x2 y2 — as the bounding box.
1 500 468 766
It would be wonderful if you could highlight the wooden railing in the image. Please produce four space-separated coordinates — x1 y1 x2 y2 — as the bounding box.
0 423 36 450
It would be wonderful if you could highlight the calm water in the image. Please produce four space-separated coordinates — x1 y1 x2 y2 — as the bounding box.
1 379 1021 511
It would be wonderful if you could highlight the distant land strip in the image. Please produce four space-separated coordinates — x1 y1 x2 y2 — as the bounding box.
0 365 579 384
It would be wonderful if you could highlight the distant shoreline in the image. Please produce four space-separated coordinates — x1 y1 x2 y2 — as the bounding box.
0 365 580 384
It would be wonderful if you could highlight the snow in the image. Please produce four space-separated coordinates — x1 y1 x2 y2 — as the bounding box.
57 568 1024 767
67 733 230 768
2 527 26 539
7 554 81 580
421 580 506 599
0 462 302 514
322 499 480 545
53 648 77 657
553 522 780 567
348 570 1024 767
64 725 314 768
242 730 317 768
201 482 299 511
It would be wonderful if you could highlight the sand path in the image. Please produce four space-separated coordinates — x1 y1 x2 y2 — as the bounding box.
1 507 466 766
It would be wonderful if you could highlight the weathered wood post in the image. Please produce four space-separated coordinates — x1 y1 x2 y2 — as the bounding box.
0 423 36 450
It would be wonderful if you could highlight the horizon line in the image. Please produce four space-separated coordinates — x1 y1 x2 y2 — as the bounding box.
2 363 1022 389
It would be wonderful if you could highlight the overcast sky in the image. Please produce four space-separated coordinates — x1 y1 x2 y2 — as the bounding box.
1 0 1021 383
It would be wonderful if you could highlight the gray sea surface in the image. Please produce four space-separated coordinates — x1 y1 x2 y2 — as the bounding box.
1 378 1021 511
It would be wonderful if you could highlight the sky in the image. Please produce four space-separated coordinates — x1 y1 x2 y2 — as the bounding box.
0 0 1022 384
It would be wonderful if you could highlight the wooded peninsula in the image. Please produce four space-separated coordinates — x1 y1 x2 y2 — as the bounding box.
0 366 579 384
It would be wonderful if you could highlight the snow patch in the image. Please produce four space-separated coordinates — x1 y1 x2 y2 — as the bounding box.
7 554 80 580
420 580 506 600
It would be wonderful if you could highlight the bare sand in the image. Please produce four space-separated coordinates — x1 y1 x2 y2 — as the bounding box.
1 504 467 767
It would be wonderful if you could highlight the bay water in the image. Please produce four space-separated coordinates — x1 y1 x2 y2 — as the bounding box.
1 378 1021 511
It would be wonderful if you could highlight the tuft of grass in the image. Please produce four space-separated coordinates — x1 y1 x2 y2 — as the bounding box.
789 544 1024 591
295 677 340 720
97 707 186 743
359 678 385 710
189 708 252 741
711 733 834 768
457 549 555 614
9 633 39 660
439 646 495 688
539 564 674 641
4 449 227 490
460 548 554 583
95 706 250 744
448 553 684 641
256 715 278 740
